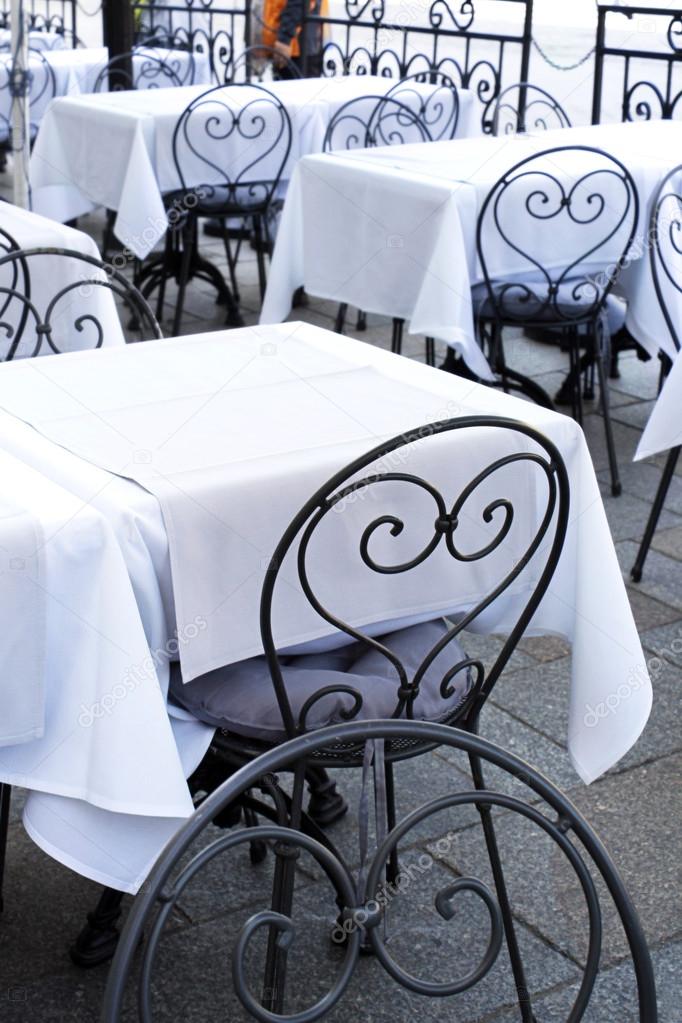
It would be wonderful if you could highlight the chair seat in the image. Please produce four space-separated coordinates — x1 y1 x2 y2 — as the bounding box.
170 619 473 743
163 186 269 220
473 280 625 330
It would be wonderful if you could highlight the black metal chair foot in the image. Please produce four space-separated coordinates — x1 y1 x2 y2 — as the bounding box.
249 839 268 865
70 888 125 968
612 481 622 498
307 774 348 828
631 566 643 583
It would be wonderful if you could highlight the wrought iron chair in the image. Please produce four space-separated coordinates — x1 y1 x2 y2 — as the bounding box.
323 95 435 358
144 415 572 1017
229 45 303 83
384 71 461 141
631 165 682 582
133 45 198 86
0 247 162 358
102 719 658 1022
93 50 184 92
475 145 639 497
138 82 292 334
491 82 572 136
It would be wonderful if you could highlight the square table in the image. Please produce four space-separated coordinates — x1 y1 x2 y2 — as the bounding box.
29 75 479 259
0 322 652 893
261 120 682 377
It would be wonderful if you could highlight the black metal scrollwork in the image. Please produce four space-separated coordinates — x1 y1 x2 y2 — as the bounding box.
101 720 659 1023
478 147 637 326
251 419 567 745
0 247 162 359
172 83 292 215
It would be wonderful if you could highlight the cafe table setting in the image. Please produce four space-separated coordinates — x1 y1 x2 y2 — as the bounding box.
261 119 682 378
28 74 480 259
0 319 651 893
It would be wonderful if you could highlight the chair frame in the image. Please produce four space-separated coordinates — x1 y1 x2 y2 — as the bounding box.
101 719 658 1023
93 50 184 93
631 165 682 582
110 415 572 1017
138 81 292 334
0 246 162 357
475 144 640 497
491 82 571 136
384 70 461 142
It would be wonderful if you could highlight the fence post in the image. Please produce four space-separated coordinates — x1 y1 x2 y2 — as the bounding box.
102 0 135 60
592 4 606 124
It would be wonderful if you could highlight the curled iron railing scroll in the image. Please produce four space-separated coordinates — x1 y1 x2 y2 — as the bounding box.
100 720 658 1023
255 420 566 745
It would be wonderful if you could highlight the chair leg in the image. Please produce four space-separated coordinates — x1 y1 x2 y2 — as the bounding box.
0 783 10 913
631 447 681 582
334 303 348 334
595 332 622 497
391 318 404 355
468 745 535 1023
425 337 436 367
356 310 367 331
221 222 241 305
305 766 348 827
172 219 195 337
69 886 125 968
253 215 268 302
384 761 399 886
261 763 305 1014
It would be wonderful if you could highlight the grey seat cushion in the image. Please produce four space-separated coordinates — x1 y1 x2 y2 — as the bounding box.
473 280 625 330
170 619 473 742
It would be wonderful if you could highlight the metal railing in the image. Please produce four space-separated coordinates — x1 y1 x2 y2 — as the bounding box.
301 0 534 133
592 3 682 124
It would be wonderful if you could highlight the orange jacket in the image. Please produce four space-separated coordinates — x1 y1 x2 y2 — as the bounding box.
261 0 326 58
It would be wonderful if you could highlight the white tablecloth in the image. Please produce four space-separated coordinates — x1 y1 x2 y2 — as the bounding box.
637 348 682 460
0 451 46 746
0 201 124 357
0 47 108 139
0 410 208 891
30 75 478 259
0 322 651 851
262 120 682 375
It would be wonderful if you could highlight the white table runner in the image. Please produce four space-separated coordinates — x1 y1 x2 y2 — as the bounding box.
0 321 651 788
262 120 682 372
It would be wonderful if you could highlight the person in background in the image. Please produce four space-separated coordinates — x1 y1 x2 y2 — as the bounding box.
261 0 327 77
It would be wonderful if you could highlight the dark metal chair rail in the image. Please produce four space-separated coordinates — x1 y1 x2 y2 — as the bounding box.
301 0 534 134
100 719 658 1023
93 50 185 92
0 246 163 358
491 81 571 135
592 4 682 124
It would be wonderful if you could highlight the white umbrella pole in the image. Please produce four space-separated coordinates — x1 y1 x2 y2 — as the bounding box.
10 0 30 209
